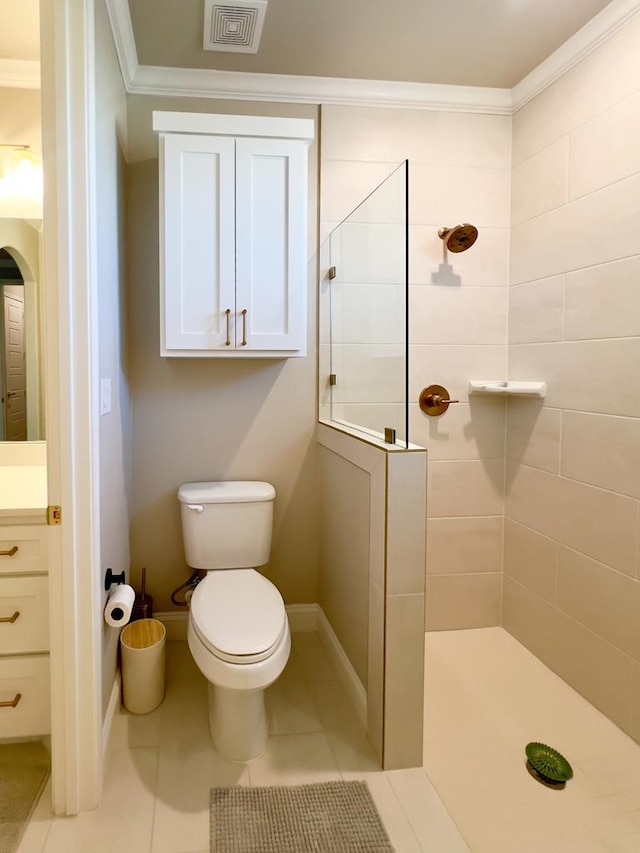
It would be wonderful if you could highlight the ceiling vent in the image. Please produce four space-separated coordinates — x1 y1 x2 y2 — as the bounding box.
203 0 268 54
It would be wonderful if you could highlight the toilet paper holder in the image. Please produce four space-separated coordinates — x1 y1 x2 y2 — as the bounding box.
104 567 126 591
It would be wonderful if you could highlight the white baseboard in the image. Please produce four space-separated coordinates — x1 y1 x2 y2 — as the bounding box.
316 608 368 729
154 610 189 641
102 670 121 756
153 603 367 726
285 603 320 632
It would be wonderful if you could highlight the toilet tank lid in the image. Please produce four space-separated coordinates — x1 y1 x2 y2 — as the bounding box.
178 481 276 504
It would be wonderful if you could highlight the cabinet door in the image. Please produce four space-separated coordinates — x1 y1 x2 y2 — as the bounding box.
161 133 236 352
235 138 307 354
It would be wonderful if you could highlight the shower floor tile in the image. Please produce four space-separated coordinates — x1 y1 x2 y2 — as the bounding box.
423 627 640 852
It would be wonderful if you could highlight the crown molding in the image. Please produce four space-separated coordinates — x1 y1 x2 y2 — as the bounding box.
104 0 139 89
108 0 640 115
130 63 511 113
0 59 40 89
512 0 640 111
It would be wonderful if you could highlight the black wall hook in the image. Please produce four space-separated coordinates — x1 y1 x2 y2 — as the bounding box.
104 568 126 591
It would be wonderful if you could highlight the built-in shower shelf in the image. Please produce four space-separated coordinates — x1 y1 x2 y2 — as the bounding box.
468 381 547 398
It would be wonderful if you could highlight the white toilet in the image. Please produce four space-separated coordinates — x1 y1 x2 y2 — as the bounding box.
177 480 290 762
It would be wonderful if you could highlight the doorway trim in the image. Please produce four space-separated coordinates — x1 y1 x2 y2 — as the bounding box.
41 0 103 813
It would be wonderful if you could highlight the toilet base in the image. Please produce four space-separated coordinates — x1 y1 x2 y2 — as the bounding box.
208 682 268 763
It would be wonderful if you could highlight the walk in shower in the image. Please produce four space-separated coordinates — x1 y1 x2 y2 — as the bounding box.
319 160 409 445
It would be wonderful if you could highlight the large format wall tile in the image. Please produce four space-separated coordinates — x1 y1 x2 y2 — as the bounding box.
426 573 502 630
505 464 638 576
410 285 508 346
503 577 633 735
508 277 563 344
321 105 440 164
511 173 640 285
503 519 558 604
557 547 640 662
429 460 504 518
427 517 503 575
511 138 568 225
411 164 510 228
565 256 640 341
509 340 640 417
569 89 640 201
506 402 561 473
561 411 640 499
410 399 505 462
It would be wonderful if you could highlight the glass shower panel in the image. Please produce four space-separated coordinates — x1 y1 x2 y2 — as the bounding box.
323 161 408 445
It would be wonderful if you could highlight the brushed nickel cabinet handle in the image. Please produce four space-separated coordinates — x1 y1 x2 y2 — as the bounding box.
224 308 231 346
0 693 22 708
0 546 18 557
241 309 247 346
0 611 19 624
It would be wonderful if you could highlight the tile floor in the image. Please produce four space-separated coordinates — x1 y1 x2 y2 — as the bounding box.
16 631 466 853
423 628 640 853
19 626 640 852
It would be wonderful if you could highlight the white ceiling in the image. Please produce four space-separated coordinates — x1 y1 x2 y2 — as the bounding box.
127 0 613 88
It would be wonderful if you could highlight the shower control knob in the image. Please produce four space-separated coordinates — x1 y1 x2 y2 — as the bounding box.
419 384 460 417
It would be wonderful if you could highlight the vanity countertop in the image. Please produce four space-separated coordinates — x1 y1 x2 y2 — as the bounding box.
0 464 47 519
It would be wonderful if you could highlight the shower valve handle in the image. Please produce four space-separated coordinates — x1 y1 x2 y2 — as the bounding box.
419 384 459 417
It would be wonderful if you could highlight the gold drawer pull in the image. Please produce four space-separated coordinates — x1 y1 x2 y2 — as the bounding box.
0 611 19 624
0 546 18 557
0 693 22 708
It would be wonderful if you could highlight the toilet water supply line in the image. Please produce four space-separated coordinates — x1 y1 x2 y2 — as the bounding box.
170 572 202 607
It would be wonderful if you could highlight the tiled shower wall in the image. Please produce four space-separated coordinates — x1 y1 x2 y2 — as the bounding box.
320 105 511 630
505 16 640 739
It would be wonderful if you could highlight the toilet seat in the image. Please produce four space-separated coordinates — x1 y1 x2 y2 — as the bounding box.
190 569 286 664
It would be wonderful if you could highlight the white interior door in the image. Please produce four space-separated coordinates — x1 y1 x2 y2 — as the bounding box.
235 137 307 352
162 133 236 352
3 287 27 441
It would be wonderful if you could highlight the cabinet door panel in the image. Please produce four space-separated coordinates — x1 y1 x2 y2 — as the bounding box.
235 138 307 353
161 133 236 352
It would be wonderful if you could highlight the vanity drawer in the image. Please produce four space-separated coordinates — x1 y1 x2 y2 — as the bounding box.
0 576 49 654
0 655 50 738
0 526 48 575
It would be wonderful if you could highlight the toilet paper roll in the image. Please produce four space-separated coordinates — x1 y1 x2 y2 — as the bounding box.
105 584 135 628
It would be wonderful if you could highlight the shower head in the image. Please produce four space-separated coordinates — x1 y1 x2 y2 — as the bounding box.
438 223 478 253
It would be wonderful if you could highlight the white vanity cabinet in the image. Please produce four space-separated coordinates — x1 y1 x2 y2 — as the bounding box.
0 523 50 738
154 112 314 358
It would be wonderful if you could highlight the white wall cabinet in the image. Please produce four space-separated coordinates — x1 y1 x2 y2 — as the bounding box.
154 112 314 358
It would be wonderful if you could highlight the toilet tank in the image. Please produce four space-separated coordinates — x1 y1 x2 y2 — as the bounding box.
178 481 275 569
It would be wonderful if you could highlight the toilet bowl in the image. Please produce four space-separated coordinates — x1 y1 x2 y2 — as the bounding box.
177 481 289 763
187 569 290 761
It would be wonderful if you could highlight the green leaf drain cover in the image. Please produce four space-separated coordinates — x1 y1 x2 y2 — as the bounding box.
525 742 573 785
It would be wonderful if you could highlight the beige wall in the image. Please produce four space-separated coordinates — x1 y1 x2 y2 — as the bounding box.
505 15 640 740
319 105 511 630
0 87 41 154
126 96 320 610
95 0 132 716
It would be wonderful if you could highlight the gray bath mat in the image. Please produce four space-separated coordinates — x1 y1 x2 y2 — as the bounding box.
210 780 395 852
0 743 50 853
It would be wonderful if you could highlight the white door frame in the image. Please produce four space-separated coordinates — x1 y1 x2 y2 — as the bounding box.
41 0 103 814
